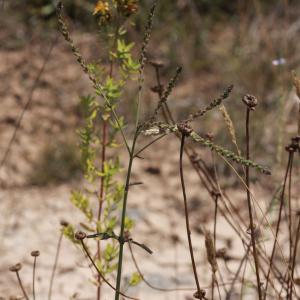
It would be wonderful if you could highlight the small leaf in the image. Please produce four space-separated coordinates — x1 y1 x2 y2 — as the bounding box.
129 272 142 286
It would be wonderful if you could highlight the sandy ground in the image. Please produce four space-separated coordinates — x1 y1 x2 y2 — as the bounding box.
1 31 300 300
0 136 248 300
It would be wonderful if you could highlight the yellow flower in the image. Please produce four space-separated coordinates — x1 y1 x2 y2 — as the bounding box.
93 1 110 16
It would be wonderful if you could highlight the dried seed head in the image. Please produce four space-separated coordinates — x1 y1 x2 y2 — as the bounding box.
149 60 164 69
60 220 69 227
193 289 206 299
75 231 86 241
9 263 22 272
31 250 40 257
242 94 258 110
177 122 193 136
205 231 217 273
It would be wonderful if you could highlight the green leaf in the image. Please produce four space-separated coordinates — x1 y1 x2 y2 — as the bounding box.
70 191 93 221
124 216 135 231
129 272 142 286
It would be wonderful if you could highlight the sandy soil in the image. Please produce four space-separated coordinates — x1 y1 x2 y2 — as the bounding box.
1 31 300 300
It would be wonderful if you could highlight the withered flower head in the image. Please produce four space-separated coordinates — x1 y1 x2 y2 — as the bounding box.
9 263 22 272
75 231 87 241
242 94 258 110
31 250 40 257
60 220 69 227
177 122 193 136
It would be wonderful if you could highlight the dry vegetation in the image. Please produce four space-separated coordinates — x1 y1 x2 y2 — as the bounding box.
1 1 300 300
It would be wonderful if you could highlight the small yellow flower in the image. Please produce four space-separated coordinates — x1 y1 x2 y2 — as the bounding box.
93 1 110 16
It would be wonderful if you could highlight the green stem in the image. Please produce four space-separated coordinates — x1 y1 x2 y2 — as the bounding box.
115 132 139 300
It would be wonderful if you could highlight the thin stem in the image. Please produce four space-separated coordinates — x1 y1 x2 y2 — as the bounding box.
226 244 250 300
245 108 262 300
16 271 29 300
212 194 219 300
264 153 292 299
115 132 139 300
96 119 108 300
0 34 58 172
179 134 202 295
81 240 138 300
287 152 294 298
48 232 63 300
33 257 37 300
128 241 194 292
288 214 300 298
134 134 167 157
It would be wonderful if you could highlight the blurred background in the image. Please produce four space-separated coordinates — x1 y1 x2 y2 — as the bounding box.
1 1 300 299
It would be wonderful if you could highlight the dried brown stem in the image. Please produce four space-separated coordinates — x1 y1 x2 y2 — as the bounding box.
80 240 138 300
264 153 292 299
16 271 29 300
48 231 63 300
179 134 202 297
245 108 262 300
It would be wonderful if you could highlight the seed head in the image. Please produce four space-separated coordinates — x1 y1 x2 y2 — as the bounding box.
177 122 193 136
9 263 22 272
75 231 87 241
149 60 164 69
242 94 258 110
31 250 40 257
60 220 69 227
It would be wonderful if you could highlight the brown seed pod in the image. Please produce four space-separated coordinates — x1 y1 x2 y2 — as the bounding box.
75 231 87 240
31 250 40 257
177 122 193 136
149 60 164 69
60 220 69 227
9 263 22 272
242 94 258 110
